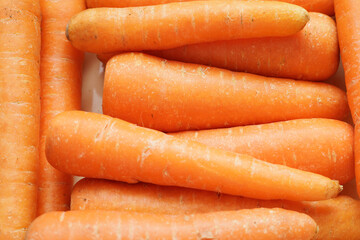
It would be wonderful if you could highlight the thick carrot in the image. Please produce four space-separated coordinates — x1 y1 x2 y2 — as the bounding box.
98 13 339 81
334 0 360 197
71 179 360 240
86 0 334 16
171 118 354 184
37 0 85 216
25 209 318 240
103 53 348 132
66 1 309 53
46 110 341 201
0 2 41 240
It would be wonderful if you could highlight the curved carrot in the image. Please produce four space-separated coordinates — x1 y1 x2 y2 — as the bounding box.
103 53 348 132
71 179 360 240
26 209 318 240
46 111 341 201
86 0 334 16
98 13 339 81
171 118 354 184
0 2 41 239
37 0 85 216
66 1 309 53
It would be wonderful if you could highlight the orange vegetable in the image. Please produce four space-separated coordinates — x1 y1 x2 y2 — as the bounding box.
71 179 360 240
26 209 318 240
171 118 354 184
46 111 342 201
103 53 348 132
334 0 360 197
66 1 309 53
0 1 41 239
86 0 334 16
99 13 339 81
37 0 85 216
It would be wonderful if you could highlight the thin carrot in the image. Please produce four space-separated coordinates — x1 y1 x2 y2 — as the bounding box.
171 118 354 184
0 1 41 239
25 209 318 240
103 53 348 132
66 1 309 53
71 179 360 240
86 0 334 16
46 110 342 201
356 126 360 197
334 0 360 197
37 0 85 216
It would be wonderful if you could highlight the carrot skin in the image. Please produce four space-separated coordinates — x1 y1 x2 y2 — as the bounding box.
25 209 318 240
37 0 85 216
86 0 334 16
171 118 354 184
71 179 360 240
67 1 309 53
0 2 41 239
103 53 348 132
46 111 341 201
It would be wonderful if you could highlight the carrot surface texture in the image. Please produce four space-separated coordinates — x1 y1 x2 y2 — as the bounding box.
46 111 342 201
66 1 310 53
0 1 41 239
171 118 354 184
103 53 348 132
334 0 360 197
98 12 339 81
37 0 86 216
25 209 318 240
86 0 334 16
71 179 360 240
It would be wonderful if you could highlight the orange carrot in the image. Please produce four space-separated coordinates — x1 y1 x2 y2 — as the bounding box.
26 209 318 240
37 0 85 216
66 1 309 53
99 13 338 81
103 53 348 132
334 0 360 197
46 110 341 201
0 0 41 18
0 1 41 239
86 0 334 16
355 126 360 197
171 118 354 184
71 179 360 240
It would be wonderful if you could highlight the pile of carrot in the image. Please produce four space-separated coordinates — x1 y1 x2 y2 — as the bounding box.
1 0 360 239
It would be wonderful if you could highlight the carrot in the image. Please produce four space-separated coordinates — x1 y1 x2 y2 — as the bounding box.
171 118 354 184
46 110 341 201
66 1 309 53
86 0 334 16
37 0 85 216
102 53 348 132
0 0 41 18
71 179 360 240
335 0 360 126
25 209 318 240
334 0 360 197
99 13 338 81
356 126 360 197
0 1 41 239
